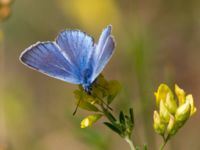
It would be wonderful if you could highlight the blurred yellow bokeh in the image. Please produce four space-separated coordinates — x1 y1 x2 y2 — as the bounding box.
59 0 121 31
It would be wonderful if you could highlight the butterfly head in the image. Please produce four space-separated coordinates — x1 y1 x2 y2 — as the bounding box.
83 83 92 94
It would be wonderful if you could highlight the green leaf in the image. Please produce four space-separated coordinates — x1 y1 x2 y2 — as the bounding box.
107 80 122 104
107 95 115 105
119 111 125 125
103 109 116 122
78 100 100 112
74 89 100 112
96 74 108 87
74 89 82 100
92 85 105 99
74 89 89 101
92 75 110 98
129 108 134 124
104 122 121 135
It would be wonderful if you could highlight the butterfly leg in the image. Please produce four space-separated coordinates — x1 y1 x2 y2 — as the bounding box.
73 90 84 115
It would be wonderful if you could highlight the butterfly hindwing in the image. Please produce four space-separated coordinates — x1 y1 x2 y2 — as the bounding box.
91 25 115 82
20 42 81 84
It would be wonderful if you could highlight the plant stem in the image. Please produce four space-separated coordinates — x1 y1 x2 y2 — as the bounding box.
160 136 169 150
125 137 136 150
159 141 167 150
101 104 135 150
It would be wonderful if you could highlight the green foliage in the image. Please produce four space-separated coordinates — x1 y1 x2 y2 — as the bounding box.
103 109 117 122
74 90 99 112
73 74 122 113
107 80 122 104
103 107 134 139
73 74 135 149
119 111 125 125
73 75 197 150
104 122 122 135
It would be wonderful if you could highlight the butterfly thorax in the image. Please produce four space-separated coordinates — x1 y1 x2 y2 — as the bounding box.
82 68 93 93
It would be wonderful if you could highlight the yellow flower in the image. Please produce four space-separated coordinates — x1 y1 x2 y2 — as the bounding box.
81 114 102 128
154 84 171 106
175 100 191 127
175 84 185 105
175 84 197 116
186 94 197 116
153 83 197 137
159 100 171 123
154 84 177 114
167 115 176 135
153 111 165 135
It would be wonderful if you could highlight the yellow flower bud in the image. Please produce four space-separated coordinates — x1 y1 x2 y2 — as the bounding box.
175 101 191 125
175 84 185 105
154 84 173 107
186 94 197 116
167 115 176 135
165 92 177 114
81 114 102 128
153 111 165 135
160 100 171 123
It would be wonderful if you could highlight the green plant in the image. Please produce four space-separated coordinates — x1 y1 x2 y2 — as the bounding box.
74 75 197 150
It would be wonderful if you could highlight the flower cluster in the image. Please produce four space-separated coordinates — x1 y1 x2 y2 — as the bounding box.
153 84 197 139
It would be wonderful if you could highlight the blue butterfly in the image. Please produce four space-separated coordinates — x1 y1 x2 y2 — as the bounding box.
20 25 115 92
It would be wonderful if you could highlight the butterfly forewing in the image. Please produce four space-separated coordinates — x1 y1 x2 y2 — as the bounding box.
20 42 81 84
56 30 95 71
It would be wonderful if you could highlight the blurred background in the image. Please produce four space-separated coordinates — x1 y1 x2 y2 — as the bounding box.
0 0 199 149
